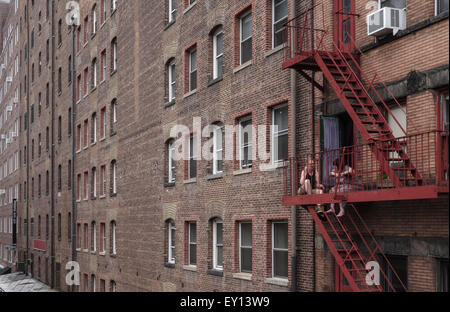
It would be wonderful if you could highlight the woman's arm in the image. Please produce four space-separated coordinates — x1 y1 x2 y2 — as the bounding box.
299 168 306 186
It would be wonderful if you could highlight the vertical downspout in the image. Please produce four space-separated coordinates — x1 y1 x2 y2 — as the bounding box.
311 0 316 292
71 20 77 292
25 0 30 276
50 0 56 289
289 0 297 293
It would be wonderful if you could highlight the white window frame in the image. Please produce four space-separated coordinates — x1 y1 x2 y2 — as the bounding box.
188 222 196 266
213 30 223 80
272 104 289 164
92 59 98 88
168 0 176 23
272 0 288 49
239 222 252 274
112 161 117 195
92 168 97 198
101 223 106 253
272 221 289 279
168 222 176 264
111 221 117 255
112 0 118 12
101 51 107 82
92 222 97 252
188 134 197 179
213 126 223 175
213 219 223 270
240 12 252 65
92 114 97 144
168 141 176 183
101 165 106 196
168 61 176 102
112 40 118 72
92 5 97 35
239 116 253 170
189 49 197 92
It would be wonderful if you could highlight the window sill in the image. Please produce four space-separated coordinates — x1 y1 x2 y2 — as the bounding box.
110 131 117 137
233 168 252 176
207 269 223 277
233 60 252 74
90 251 97 255
164 262 175 269
110 70 117 77
164 20 176 31
110 253 117 258
183 265 197 272
184 89 197 99
110 192 117 198
264 44 285 59
232 272 252 281
164 100 176 109
91 196 97 201
260 161 285 172
206 173 223 181
207 77 223 87
164 182 175 188
183 2 197 15
82 249 89 253
99 252 106 257
91 33 96 40
76 248 81 252
264 277 289 287
184 178 197 185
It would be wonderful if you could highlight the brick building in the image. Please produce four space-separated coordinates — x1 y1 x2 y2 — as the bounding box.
0 0 447 292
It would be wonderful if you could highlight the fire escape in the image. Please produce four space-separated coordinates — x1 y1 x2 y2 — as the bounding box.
282 5 449 292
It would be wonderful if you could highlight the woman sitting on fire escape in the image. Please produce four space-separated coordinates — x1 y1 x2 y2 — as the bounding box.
326 158 362 217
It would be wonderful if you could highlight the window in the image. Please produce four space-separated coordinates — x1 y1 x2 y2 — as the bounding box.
213 219 223 270
111 160 117 195
436 0 449 15
379 0 406 9
84 67 89 96
168 221 176 264
239 116 253 169
213 30 223 79
83 223 88 250
188 48 197 92
168 60 176 102
272 104 288 163
110 221 116 255
240 11 252 64
100 223 106 253
91 221 97 252
58 164 62 192
76 124 81 151
381 255 408 292
101 0 107 24
100 165 106 197
188 134 197 179
437 258 449 292
92 58 98 89
91 113 97 144
100 50 107 82
77 75 81 101
111 38 117 72
100 107 106 139
91 275 97 292
239 222 252 273
77 223 81 249
84 16 89 43
92 5 97 35
111 99 117 134
68 108 72 138
84 171 88 200
272 222 288 278
439 91 449 131
83 119 88 148
91 167 97 198
272 0 288 48
188 222 196 266
68 160 72 190
168 140 176 183
110 280 117 292
68 213 72 242
77 173 82 201
168 0 176 23
100 279 106 292
111 0 118 13
57 214 61 241
213 126 223 174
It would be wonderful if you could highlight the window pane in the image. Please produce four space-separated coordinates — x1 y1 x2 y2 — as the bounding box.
274 106 288 131
274 250 288 278
438 0 449 14
190 71 197 91
216 33 223 56
189 223 196 243
277 133 289 161
241 248 252 272
274 0 288 21
189 244 196 265
380 0 406 9
241 39 252 64
216 223 223 245
274 223 288 249
217 246 223 267
190 50 197 71
240 223 252 247
241 14 252 40
217 56 223 78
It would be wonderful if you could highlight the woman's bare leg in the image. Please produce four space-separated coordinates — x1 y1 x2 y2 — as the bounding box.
304 179 312 195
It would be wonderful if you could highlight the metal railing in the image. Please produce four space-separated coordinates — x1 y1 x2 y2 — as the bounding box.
284 130 449 197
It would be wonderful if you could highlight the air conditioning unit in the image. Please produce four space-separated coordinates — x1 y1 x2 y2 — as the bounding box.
367 7 406 36
6 76 13 83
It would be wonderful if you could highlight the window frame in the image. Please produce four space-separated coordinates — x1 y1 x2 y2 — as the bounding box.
168 141 176 183
239 222 252 274
272 103 289 164
213 126 223 175
239 11 252 65
213 30 223 80
272 221 289 279
238 116 253 170
168 60 176 102
189 48 197 92
272 0 288 49
168 221 176 264
212 219 223 270
188 222 197 266
188 134 197 179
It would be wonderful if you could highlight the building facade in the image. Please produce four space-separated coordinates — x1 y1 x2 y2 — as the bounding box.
0 0 447 292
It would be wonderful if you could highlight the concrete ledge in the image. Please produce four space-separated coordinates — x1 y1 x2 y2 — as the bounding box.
232 272 252 281
183 265 197 272
264 277 289 287
233 168 252 176
233 60 252 74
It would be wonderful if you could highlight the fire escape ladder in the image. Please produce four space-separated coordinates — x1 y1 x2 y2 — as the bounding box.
313 50 424 188
308 205 408 292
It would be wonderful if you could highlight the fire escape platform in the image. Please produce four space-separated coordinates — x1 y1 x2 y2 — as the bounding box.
282 185 449 206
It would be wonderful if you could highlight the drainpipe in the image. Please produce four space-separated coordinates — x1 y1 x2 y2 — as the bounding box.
50 0 56 289
289 0 297 293
71 18 77 293
25 0 30 276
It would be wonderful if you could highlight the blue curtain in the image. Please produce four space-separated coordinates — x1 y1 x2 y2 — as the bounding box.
322 117 340 187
